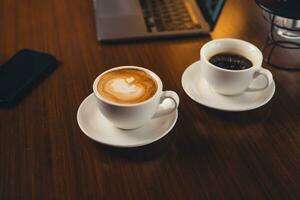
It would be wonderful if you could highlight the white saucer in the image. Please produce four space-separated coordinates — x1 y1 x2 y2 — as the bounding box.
77 94 178 148
181 61 276 111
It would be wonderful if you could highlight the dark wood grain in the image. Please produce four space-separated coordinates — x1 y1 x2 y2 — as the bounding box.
1 0 300 199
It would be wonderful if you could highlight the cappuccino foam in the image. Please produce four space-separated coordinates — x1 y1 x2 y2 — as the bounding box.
97 69 157 104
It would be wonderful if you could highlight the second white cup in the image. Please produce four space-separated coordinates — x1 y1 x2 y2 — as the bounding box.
200 38 273 96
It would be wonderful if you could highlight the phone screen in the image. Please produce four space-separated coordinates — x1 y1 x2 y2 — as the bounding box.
0 49 58 105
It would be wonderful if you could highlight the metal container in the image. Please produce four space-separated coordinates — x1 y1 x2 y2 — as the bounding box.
263 10 300 39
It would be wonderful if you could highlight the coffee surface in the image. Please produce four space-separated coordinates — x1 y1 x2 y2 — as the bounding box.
97 69 157 104
209 53 253 70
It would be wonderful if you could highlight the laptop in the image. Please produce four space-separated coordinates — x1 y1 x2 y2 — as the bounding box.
93 0 226 41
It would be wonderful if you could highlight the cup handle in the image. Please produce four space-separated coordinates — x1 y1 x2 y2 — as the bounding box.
152 91 179 118
246 68 273 92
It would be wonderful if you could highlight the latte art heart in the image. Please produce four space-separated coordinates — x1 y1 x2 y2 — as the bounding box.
110 78 138 93
97 69 157 104
105 78 144 101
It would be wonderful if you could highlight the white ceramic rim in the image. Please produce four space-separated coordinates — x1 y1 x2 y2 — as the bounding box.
93 66 163 107
200 38 263 73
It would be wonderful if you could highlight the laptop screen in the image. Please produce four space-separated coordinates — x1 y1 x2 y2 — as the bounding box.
196 0 226 30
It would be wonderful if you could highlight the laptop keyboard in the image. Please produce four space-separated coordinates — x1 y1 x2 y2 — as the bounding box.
139 0 202 32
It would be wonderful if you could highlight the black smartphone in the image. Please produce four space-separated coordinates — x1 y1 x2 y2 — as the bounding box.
0 49 58 106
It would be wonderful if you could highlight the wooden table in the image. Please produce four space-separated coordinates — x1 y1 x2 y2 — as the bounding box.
1 0 300 199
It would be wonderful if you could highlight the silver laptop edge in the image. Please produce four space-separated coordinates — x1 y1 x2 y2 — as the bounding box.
93 0 211 41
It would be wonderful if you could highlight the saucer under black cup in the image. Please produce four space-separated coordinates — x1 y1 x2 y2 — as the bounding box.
181 61 275 111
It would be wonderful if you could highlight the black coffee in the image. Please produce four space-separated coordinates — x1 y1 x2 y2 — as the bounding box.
209 53 253 70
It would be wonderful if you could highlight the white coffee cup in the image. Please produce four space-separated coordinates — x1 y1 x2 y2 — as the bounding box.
93 66 179 129
200 38 273 95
